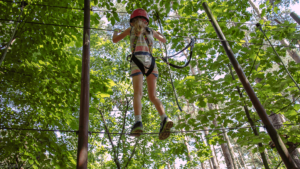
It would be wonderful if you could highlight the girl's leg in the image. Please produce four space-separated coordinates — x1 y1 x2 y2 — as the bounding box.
130 73 144 137
146 74 165 115
146 74 173 140
132 74 143 116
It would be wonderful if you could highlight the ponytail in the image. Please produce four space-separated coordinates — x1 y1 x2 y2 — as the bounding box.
131 18 147 36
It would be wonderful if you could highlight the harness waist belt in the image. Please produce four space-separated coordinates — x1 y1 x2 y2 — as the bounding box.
131 54 155 77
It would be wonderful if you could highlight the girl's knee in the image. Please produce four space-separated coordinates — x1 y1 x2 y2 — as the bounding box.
149 94 157 103
134 91 143 98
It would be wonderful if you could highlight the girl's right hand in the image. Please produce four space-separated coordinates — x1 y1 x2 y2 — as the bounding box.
112 27 131 43
114 29 121 34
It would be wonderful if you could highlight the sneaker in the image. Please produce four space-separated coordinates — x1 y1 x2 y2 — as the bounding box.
159 117 173 140
129 121 143 137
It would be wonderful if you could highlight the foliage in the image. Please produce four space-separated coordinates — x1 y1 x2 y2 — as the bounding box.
1 0 300 168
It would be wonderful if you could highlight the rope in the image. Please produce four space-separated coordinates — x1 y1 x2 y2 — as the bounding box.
246 37 264 79
1 123 299 135
0 19 298 49
0 127 77 133
165 35 299 49
156 12 182 111
0 19 109 30
2 1 299 29
257 23 300 92
1 0 84 10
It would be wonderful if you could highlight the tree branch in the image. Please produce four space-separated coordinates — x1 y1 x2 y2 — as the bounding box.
116 93 130 158
98 108 121 169
124 138 139 169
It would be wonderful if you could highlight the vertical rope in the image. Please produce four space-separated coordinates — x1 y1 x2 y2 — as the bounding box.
256 23 300 92
156 13 182 111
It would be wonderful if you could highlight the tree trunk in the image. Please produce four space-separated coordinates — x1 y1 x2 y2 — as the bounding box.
269 112 300 167
206 104 220 169
204 127 220 169
237 146 247 168
264 149 272 165
269 112 284 130
184 135 192 162
213 118 234 169
222 125 239 169
167 161 171 169
201 162 206 169
236 153 243 169
198 133 207 169
248 0 300 63
178 115 192 162
290 149 300 168
220 142 234 169
209 159 213 169
256 152 263 163
249 151 257 169
213 145 220 167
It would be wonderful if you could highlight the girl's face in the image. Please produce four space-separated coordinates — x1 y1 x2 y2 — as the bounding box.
139 18 147 24
130 17 148 26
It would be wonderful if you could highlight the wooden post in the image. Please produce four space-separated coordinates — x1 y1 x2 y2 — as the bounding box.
76 0 90 168
202 2 297 168
290 12 300 25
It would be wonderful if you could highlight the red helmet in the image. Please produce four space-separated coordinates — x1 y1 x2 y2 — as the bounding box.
130 8 149 24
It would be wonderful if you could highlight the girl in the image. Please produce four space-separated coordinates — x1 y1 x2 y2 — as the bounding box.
112 8 173 140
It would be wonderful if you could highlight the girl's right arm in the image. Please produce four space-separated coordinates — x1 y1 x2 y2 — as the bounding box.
153 30 166 43
112 27 131 43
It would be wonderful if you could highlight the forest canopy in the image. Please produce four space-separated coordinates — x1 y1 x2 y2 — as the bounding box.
1 0 300 168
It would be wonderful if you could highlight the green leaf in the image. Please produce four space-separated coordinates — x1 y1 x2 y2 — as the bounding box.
111 18 115 26
113 12 120 22
185 114 191 119
274 0 280 5
261 9 266 17
259 19 264 25
274 7 279 14
286 110 297 117
259 4 264 8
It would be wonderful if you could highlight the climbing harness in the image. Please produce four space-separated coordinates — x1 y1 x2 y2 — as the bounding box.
127 27 156 77
127 9 195 111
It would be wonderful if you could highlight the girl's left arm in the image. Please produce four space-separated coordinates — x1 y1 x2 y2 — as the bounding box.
112 27 131 43
153 30 166 43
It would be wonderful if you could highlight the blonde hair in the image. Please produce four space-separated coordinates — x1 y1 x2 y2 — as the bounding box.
131 18 147 36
